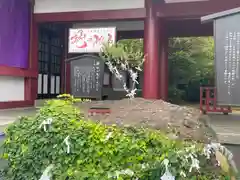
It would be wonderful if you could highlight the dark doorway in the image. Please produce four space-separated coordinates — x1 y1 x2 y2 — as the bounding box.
37 23 64 99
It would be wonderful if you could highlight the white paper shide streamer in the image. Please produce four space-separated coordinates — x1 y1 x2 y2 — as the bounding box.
39 164 54 180
161 159 175 180
39 118 53 132
105 60 141 99
64 136 71 154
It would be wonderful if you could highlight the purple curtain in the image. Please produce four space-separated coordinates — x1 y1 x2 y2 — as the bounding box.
0 0 30 68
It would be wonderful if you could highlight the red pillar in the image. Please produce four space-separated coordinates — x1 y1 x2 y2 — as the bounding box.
143 0 160 99
159 21 168 101
30 20 39 101
27 1 38 103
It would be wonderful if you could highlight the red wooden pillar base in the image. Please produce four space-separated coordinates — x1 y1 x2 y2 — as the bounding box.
143 0 160 99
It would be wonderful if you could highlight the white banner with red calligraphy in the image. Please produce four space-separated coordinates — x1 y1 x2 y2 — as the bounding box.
68 27 116 53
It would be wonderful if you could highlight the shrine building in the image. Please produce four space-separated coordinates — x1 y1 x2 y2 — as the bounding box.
0 0 239 109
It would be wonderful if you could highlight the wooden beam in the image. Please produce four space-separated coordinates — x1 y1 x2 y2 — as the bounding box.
157 0 240 19
34 8 145 22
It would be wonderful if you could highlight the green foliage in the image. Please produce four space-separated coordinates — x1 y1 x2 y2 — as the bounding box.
168 87 185 104
168 37 215 102
101 37 215 103
2 97 233 179
100 39 144 68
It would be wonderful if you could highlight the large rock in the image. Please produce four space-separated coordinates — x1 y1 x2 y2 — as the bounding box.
77 98 217 142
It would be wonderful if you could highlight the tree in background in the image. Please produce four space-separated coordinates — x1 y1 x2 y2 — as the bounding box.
100 39 144 98
101 37 214 103
168 37 214 103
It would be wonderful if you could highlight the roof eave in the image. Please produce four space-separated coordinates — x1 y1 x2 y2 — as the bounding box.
201 7 240 24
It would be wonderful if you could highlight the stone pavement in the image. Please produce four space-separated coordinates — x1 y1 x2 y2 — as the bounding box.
0 108 37 130
207 113 240 144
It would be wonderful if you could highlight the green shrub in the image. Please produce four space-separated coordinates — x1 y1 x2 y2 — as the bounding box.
1 96 235 180
168 87 185 104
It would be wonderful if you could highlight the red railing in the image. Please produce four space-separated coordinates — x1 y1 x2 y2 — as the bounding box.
200 87 231 114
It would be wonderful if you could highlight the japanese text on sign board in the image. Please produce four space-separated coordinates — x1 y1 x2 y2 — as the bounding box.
68 27 116 53
73 60 101 94
224 31 240 95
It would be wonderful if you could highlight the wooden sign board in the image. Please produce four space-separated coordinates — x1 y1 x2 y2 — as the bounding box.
68 27 116 53
67 55 105 99
202 8 240 106
214 14 240 106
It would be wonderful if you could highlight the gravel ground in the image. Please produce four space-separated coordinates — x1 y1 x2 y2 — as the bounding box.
76 98 216 142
